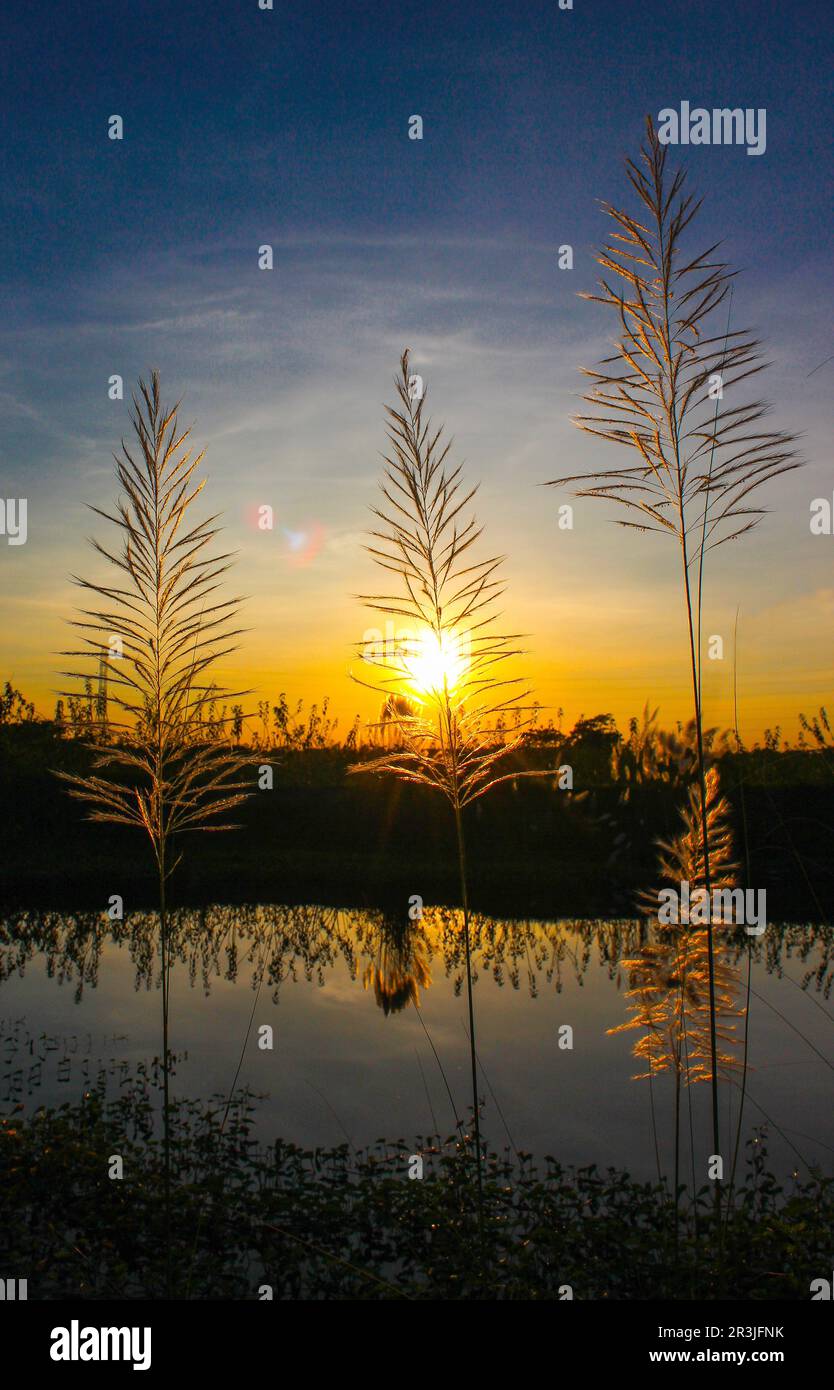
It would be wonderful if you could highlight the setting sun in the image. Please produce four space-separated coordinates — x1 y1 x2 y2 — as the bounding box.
402 628 470 698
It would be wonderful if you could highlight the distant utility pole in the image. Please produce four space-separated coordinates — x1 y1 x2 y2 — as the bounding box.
96 648 109 735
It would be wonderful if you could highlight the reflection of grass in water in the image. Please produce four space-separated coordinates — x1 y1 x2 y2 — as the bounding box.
3 1075 832 1300
362 915 432 1015
4 904 834 1004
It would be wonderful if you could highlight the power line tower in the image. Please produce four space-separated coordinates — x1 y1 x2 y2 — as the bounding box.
96 648 109 736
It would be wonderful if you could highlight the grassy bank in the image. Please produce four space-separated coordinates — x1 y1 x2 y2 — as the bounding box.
2 1078 830 1300
2 718 833 919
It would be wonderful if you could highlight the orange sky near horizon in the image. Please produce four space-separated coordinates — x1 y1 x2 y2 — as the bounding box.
1 263 830 750
4 521 831 748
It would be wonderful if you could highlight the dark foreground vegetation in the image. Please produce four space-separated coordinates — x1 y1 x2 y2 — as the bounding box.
2 683 833 920
2 1073 829 1300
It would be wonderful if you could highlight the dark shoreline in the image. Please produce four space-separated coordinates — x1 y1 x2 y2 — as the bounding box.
4 773 833 921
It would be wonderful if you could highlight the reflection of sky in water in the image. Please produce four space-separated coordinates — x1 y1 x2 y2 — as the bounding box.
2 907 832 1182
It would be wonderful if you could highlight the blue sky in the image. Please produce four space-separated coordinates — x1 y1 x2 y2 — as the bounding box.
1 0 832 738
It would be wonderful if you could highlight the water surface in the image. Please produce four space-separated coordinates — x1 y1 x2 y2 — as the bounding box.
2 906 832 1181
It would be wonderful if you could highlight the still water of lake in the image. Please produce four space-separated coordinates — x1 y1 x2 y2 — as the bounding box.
2 906 832 1181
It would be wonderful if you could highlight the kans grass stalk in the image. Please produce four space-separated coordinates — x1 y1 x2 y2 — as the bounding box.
610 766 744 1242
351 349 543 1238
57 371 252 1294
550 117 799 1200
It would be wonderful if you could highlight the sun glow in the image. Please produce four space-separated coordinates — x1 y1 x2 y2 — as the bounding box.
402 629 470 697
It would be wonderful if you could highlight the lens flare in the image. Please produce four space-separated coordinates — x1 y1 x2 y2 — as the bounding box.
283 521 324 567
